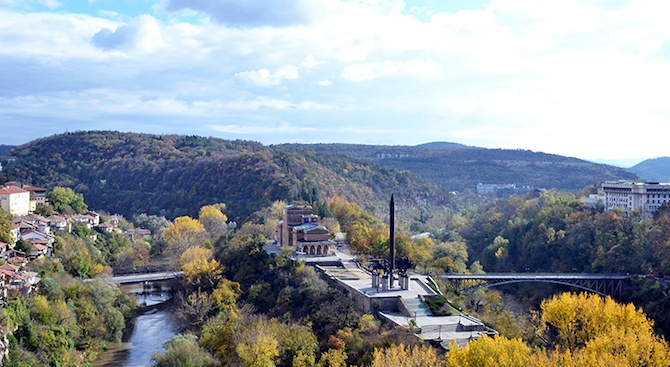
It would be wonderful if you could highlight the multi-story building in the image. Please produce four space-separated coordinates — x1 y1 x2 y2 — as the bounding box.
598 181 670 217
0 186 30 216
22 185 47 211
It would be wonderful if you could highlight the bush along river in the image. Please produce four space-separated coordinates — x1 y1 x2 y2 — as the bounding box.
94 283 178 367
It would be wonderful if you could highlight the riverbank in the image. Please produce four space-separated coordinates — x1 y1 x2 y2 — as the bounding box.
94 292 178 367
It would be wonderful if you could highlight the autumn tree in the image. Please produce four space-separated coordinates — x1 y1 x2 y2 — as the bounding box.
536 292 670 366
432 240 469 273
164 216 206 255
396 234 434 270
198 204 230 239
446 334 531 367
370 344 442 367
179 246 223 291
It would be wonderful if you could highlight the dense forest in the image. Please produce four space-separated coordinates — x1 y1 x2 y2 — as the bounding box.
282 142 638 191
2 131 641 223
1 131 441 221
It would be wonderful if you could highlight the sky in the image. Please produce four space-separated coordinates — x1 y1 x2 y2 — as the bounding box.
1 0 669 166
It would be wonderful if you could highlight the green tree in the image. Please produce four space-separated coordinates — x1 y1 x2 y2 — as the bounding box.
152 334 221 367
0 208 12 243
48 187 87 214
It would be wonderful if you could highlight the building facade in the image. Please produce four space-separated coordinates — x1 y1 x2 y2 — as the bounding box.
599 181 670 217
0 186 30 216
278 204 336 256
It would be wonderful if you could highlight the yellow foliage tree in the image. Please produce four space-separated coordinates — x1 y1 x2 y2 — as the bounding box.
198 204 229 238
235 316 280 367
317 347 347 367
164 216 206 255
179 246 223 290
538 292 655 351
370 344 442 367
211 278 241 316
446 335 531 367
532 292 670 367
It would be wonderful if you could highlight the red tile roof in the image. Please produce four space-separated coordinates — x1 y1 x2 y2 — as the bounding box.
22 185 47 192
0 186 28 195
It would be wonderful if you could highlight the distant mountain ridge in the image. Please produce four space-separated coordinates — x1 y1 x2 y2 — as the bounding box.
1 132 639 219
628 157 670 182
283 142 637 191
0 145 15 156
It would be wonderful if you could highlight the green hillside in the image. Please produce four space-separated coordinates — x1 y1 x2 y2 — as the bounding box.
2 131 441 220
629 157 670 182
284 142 637 191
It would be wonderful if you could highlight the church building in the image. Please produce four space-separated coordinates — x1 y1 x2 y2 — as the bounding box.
278 204 336 256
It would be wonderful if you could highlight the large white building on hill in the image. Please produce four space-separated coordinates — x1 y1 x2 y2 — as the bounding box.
598 181 670 217
0 186 30 216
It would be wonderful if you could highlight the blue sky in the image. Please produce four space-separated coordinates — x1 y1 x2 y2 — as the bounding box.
1 0 668 166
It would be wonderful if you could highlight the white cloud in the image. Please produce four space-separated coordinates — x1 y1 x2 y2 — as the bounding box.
235 65 300 87
301 55 325 68
5 0 670 161
342 58 441 82
92 14 164 52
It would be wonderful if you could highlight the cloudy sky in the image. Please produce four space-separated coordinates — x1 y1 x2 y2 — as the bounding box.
1 0 668 165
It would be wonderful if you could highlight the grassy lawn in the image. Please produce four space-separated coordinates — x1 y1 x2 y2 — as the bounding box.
423 295 459 316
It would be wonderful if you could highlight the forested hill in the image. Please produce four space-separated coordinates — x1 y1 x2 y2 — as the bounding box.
2 131 441 220
629 157 670 182
283 142 637 191
0 144 15 156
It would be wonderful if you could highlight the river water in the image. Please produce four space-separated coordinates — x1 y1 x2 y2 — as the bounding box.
94 288 178 367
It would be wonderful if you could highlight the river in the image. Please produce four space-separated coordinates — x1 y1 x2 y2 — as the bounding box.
94 288 178 367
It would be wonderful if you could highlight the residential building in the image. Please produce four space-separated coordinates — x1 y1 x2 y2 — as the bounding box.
476 183 534 195
0 186 30 216
22 185 48 211
9 223 19 244
598 181 670 217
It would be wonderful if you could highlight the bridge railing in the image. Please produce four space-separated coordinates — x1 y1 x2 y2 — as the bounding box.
112 264 174 276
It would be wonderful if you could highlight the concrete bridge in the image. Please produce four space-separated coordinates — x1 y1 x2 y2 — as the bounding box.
439 273 631 297
110 271 184 285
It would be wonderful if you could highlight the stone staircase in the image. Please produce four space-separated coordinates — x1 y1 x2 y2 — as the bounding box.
401 297 432 318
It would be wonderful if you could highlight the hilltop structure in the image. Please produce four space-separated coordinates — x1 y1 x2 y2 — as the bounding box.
278 204 336 256
596 181 670 217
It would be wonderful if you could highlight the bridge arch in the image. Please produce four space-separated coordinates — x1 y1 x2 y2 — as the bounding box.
440 273 629 298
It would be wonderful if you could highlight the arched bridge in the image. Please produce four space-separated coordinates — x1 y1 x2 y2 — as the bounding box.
439 273 631 297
